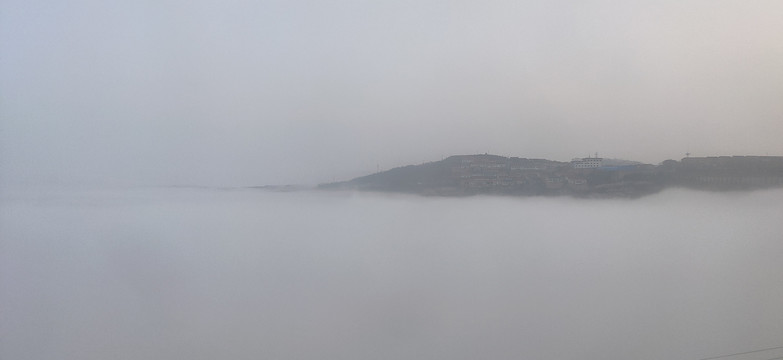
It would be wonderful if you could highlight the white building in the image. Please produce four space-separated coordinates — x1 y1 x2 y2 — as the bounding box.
571 157 603 169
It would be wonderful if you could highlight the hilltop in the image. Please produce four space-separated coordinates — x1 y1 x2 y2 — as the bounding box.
318 154 783 197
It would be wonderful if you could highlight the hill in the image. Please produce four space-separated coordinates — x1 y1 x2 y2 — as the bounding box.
318 154 783 197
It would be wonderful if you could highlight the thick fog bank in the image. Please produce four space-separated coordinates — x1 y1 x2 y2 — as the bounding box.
2 188 782 360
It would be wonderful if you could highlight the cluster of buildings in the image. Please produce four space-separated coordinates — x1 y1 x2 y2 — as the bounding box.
676 156 783 188
445 154 783 194
447 155 629 193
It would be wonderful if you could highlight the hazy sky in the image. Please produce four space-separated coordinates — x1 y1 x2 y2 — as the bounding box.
2 0 782 187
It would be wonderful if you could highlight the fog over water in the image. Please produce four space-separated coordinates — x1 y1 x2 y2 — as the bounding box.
2 188 782 360
4 1 782 358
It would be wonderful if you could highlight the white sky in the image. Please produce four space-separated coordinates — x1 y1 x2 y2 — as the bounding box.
2 0 782 187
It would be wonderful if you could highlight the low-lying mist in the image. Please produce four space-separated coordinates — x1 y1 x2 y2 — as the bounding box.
2 188 782 360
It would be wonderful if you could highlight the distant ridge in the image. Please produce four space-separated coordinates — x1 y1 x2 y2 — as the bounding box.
319 154 783 197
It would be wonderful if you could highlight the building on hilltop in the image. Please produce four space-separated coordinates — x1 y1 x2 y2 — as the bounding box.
571 157 603 169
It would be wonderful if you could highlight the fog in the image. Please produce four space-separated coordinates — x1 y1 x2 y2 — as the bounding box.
2 188 782 360
2 0 783 187
2 1 783 358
